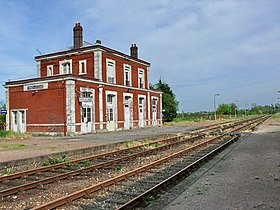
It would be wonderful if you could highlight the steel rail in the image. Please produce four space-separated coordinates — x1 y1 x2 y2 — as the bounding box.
117 116 270 209
32 134 228 210
190 116 260 134
0 134 203 198
0 116 258 183
0 116 264 198
117 135 240 209
0 134 184 182
32 116 268 210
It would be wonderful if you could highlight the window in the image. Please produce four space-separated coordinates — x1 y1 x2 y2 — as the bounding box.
59 60 72 75
138 69 144 88
106 59 115 84
107 94 113 104
124 64 131 86
107 94 115 121
79 60 87 75
47 65 53 76
108 107 114 121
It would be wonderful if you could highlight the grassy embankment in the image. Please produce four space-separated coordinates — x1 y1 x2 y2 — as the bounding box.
272 113 280 121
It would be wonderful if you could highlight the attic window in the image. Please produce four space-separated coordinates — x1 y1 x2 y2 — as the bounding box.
59 59 72 75
47 65 53 76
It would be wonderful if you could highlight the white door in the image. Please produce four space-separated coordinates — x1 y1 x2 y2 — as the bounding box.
107 94 116 131
138 98 145 127
152 99 158 126
124 96 131 129
12 111 18 132
19 111 26 133
81 107 92 133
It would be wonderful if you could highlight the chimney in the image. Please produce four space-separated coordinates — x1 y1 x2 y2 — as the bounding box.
130 44 138 59
73 22 83 49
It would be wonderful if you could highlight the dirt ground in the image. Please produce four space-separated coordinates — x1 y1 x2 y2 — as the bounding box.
0 120 222 163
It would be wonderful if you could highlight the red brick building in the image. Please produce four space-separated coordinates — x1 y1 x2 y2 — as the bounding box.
5 23 162 135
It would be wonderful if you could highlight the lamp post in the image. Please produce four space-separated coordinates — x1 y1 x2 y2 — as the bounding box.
214 93 220 120
234 100 238 118
245 103 249 117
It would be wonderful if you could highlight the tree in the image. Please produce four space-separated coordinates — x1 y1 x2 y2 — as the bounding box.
153 79 178 122
216 103 232 115
0 100 6 126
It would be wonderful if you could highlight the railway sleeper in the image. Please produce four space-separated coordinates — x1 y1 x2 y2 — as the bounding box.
109 190 141 197
96 197 128 205
76 204 107 210
0 180 22 187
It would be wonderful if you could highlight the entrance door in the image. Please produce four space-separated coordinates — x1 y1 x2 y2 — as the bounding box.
138 97 145 127
12 111 18 132
81 107 92 133
152 98 158 126
124 96 131 129
107 94 116 131
19 111 26 132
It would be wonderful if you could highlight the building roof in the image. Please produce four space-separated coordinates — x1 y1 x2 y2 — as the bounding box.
34 43 150 66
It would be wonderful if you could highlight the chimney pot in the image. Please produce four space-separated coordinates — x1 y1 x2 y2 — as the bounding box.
73 22 83 49
130 43 138 59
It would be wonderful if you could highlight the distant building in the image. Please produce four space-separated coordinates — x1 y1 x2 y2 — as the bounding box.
5 23 162 135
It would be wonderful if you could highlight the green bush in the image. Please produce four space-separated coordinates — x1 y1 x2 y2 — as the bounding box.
43 156 69 166
0 130 17 137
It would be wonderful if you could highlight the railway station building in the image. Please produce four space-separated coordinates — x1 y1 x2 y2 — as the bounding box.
4 23 162 135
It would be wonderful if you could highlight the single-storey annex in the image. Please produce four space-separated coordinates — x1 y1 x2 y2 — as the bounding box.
4 23 162 135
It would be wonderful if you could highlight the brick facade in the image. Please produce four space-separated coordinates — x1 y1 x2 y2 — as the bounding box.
5 23 162 135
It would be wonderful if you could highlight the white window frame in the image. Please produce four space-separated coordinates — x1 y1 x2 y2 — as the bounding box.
79 60 87 75
123 64 131 86
59 59 72 75
106 59 116 84
138 68 145 89
47 65 53 76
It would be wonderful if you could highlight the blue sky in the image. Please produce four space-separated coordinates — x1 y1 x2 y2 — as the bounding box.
0 0 280 112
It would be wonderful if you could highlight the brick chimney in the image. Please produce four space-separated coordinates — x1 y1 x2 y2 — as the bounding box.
130 44 138 59
73 23 83 49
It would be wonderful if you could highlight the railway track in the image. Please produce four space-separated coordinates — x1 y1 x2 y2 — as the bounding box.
0 115 269 209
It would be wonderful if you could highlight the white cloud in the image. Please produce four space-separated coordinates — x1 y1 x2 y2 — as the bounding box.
0 0 280 111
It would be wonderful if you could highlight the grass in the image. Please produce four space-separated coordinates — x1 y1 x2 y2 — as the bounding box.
43 156 70 166
0 130 30 139
272 113 280 121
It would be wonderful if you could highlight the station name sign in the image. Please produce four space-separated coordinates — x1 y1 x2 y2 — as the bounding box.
0 110 7 115
79 97 93 102
24 83 48 91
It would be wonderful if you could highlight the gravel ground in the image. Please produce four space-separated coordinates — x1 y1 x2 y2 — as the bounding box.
148 118 280 210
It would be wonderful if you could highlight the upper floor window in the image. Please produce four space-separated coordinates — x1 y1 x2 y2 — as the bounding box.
106 59 115 84
124 64 131 86
47 65 53 76
59 59 72 75
138 69 145 89
107 94 114 105
79 60 87 75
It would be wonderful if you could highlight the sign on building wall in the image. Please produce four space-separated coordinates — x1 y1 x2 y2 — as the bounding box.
24 83 48 91
0 110 7 115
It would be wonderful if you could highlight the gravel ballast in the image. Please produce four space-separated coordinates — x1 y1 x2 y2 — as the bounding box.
148 118 280 210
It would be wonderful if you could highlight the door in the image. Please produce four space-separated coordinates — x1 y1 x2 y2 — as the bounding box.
152 99 158 126
124 96 130 129
81 107 92 133
138 97 145 127
19 111 26 133
107 94 116 131
12 111 18 132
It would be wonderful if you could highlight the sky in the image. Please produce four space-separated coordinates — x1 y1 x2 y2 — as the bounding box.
0 0 280 112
